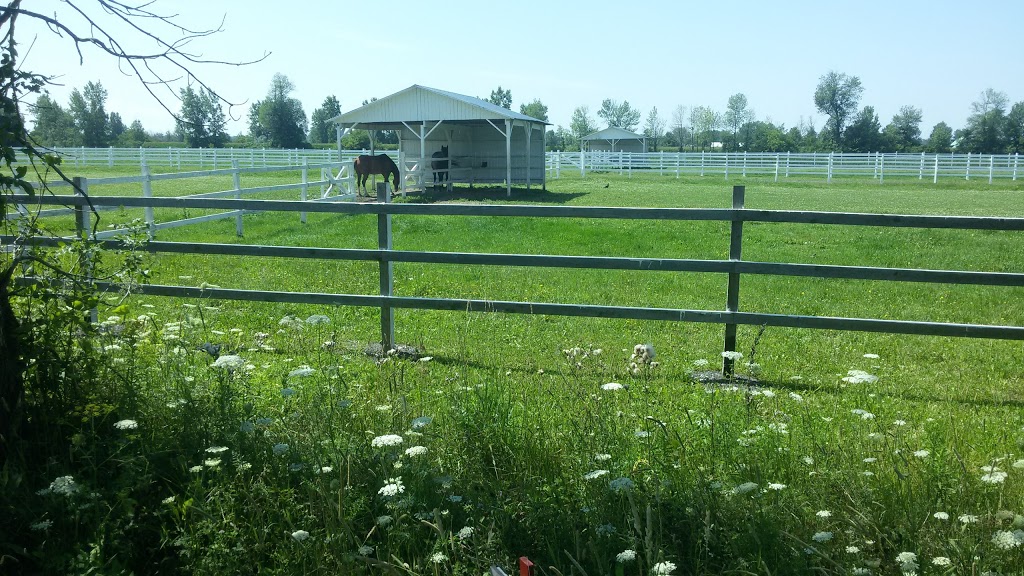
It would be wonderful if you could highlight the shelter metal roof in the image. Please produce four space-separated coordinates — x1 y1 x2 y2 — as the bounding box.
330 85 548 127
582 127 645 140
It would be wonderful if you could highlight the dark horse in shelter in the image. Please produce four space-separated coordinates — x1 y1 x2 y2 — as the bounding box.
353 154 400 196
431 145 449 187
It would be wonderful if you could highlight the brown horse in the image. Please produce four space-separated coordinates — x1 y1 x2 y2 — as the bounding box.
353 154 400 195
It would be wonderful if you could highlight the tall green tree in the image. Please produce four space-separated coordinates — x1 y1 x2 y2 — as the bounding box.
643 107 665 151
1007 101 1024 154
29 94 80 146
519 99 548 122
569 105 597 145
68 80 109 146
844 106 883 152
924 122 953 153
671 105 688 151
959 89 1009 153
249 74 308 148
177 86 226 147
813 71 863 150
309 95 341 144
882 105 923 152
690 105 719 150
107 112 125 143
724 93 754 151
597 99 641 131
117 119 147 147
488 86 512 109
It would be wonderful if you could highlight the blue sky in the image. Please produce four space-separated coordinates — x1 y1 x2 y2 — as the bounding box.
21 0 1024 137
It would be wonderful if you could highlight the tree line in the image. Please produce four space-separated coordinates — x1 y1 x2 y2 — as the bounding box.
30 72 1024 155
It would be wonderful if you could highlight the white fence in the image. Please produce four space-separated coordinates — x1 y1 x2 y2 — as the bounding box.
12 160 356 239
36 147 1023 183
547 151 1020 183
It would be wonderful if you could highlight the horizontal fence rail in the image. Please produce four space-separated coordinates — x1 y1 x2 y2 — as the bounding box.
7 185 1024 378
28 147 1023 183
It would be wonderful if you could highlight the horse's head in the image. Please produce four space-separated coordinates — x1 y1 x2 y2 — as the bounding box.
441 145 448 157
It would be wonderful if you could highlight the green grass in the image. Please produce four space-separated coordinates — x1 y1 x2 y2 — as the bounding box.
7 168 1024 574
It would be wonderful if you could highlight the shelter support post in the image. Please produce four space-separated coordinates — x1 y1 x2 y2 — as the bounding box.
506 119 512 197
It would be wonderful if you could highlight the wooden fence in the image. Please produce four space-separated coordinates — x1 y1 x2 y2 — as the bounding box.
8 184 1024 376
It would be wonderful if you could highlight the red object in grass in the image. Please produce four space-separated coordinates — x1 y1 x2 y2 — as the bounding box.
519 556 534 576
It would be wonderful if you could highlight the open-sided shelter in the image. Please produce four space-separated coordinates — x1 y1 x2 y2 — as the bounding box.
582 127 648 153
330 85 548 196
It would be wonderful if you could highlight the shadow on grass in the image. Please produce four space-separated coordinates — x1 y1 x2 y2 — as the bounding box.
389 184 588 205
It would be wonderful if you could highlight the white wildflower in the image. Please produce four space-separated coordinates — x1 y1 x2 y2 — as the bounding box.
721 351 743 361
305 314 330 325
205 446 229 454
863 353 880 359
211 355 244 369
933 511 949 520
913 450 930 458
981 470 1008 484
378 477 405 497
457 526 474 540
991 529 1023 550
895 551 918 572
404 446 428 457
931 556 951 566
411 416 432 429
288 366 315 378
812 531 833 543
371 434 404 448
601 382 625 391
430 552 447 564
594 453 612 462
651 560 676 575
376 515 392 527
767 483 786 491
959 514 978 524
846 546 860 553
616 549 637 563
842 369 878 384
113 419 138 430
48 475 78 496
358 545 374 556
291 529 310 542
816 510 832 518
204 458 221 467
584 469 609 480
272 443 289 455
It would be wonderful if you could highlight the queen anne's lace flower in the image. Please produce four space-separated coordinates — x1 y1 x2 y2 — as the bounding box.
371 434 404 448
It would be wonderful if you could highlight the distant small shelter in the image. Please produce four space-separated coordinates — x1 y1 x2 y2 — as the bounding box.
330 85 548 196
582 127 648 153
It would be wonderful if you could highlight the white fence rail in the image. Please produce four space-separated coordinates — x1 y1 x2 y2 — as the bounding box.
32 147 1023 183
547 151 1020 183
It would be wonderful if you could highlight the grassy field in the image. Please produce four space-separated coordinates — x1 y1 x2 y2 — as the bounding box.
7 167 1024 574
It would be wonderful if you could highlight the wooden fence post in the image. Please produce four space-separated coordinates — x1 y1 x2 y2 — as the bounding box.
1014 153 1019 181
141 162 154 238
966 152 971 181
988 155 994 184
301 159 308 224
933 155 939 183
73 177 98 324
722 185 745 377
233 160 243 236
377 181 394 351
